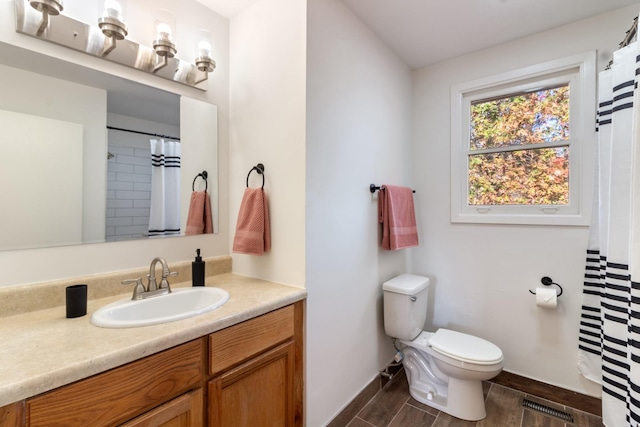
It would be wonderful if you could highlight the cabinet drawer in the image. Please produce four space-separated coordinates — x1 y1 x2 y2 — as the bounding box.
209 305 294 376
27 338 204 427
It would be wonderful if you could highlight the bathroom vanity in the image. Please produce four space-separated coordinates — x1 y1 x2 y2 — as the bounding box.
0 262 305 427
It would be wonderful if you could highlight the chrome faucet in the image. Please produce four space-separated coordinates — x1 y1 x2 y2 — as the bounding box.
122 257 178 300
148 257 170 291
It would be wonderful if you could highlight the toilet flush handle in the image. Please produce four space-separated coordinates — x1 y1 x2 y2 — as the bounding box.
410 296 417 302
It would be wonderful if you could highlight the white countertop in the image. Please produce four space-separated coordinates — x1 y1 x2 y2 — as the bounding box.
0 273 306 407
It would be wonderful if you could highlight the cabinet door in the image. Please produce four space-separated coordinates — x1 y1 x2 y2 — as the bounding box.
0 402 24 427
120 388 203 427
208 342 294 427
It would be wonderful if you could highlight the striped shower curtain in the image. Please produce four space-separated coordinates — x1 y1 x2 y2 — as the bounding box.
578 40 640 426
148 139 181 237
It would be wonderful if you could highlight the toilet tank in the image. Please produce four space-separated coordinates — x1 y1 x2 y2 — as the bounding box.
383 274 430 341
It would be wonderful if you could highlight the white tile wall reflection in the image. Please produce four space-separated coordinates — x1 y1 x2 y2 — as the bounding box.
106 144 151 241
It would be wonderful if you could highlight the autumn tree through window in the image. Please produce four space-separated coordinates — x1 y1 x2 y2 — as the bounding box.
468 85 570 206
450 52 596 225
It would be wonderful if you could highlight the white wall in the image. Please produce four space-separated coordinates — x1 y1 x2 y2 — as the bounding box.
180 98 219 235
0 110 83 249
0 63 107 248
0 0 229 287
229 0 307 286
306 0 413 425
412 4 640 398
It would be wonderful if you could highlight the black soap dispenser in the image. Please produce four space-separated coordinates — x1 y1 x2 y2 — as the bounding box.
192 249 205 286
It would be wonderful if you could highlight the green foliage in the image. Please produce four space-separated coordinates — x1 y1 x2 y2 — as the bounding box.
468 86 570 205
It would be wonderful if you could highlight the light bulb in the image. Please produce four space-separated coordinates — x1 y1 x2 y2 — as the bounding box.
103 0 122 21
157 23 172 41
198 40 211 57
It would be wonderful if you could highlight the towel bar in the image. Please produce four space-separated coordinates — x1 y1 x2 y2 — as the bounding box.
370 184 415 194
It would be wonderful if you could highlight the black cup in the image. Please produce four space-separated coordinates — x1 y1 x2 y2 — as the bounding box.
66 284 88 318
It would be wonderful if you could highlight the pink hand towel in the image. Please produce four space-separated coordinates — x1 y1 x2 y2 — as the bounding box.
233 188 271 255
185 191 213 235
378 185 419 250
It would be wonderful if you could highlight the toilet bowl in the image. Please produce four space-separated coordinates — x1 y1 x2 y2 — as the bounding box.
398 330 503 421
382 274 504 421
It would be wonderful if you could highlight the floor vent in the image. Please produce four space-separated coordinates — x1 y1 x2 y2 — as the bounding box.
522 398 574 423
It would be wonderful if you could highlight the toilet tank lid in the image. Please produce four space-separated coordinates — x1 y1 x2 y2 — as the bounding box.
383 274 430 295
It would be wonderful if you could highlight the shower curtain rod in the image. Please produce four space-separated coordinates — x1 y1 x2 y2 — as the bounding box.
106 126 180 141
606 16 638 70
619 16 638 49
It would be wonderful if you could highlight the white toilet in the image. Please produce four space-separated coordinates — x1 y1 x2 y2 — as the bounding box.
383 274 503 421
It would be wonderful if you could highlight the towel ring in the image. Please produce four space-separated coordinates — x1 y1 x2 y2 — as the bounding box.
246 163 265 189
192 171 208 192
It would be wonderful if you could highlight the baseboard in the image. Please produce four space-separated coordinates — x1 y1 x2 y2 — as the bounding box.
490 371 602 417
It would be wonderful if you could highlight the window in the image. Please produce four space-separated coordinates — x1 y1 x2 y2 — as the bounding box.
450 52 596 225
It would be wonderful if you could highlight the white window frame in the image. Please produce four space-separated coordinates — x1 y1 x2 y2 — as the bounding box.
450 51 596 226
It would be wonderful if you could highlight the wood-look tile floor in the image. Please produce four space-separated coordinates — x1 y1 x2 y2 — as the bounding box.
343 371 604 427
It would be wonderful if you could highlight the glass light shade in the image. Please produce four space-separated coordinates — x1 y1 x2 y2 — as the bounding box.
102 0 126 22
152 9 177 61
154 9 176 43
194 29 215 75
196 29 213 59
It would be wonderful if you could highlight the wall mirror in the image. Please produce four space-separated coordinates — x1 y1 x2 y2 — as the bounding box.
0 42 218 251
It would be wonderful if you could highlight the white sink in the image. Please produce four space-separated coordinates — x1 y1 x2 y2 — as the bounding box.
90 287 230 328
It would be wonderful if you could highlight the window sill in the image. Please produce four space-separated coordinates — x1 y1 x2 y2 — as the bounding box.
451 212 590 226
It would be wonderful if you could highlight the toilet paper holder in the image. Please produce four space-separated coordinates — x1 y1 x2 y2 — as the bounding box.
529 277 563 297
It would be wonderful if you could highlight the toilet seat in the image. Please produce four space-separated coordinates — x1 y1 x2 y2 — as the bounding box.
428 329 503 365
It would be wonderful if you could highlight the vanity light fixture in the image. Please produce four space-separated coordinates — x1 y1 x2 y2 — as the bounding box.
152 10 177 73
98 0 128 56
194 29 216 84
29 0 63 34
14 0 215 90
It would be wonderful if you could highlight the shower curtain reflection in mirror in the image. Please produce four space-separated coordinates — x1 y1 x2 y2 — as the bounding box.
148 138 181 237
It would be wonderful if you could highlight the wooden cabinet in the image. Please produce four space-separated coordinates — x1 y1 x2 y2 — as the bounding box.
120 388 203 427
0 402 23 427
0 301 304 427
209 342 294 427
207 302 304 427
26 338 204 427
